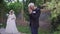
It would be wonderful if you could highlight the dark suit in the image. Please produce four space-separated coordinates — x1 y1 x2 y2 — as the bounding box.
29 8 41 34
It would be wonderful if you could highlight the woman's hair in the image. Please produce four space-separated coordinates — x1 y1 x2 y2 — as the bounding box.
9 10 14 14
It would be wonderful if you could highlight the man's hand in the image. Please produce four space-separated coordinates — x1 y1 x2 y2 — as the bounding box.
28 7 32 14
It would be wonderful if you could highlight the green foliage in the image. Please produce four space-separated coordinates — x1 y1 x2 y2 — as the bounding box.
0 0 23 17
46 0 60 19
6 2 23 15
46 0 60 32
36 0 43 6
23 0 30 21
17 26 31 33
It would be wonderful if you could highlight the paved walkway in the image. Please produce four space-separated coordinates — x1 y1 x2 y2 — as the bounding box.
0 28 26 34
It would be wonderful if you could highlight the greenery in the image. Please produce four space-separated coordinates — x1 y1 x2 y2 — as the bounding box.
0 0 60 34
0 0 60 21
17 26 31 34
17 25 60 34
45 0 60 19
6 2 23 15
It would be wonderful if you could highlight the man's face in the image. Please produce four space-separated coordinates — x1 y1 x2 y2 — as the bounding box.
30 5 34 10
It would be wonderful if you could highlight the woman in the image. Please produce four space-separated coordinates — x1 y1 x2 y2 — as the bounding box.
5 10 19 34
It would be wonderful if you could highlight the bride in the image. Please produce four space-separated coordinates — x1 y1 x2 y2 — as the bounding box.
5 10 19 34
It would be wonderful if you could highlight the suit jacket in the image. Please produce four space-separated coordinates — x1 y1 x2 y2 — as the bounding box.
29 8 41 28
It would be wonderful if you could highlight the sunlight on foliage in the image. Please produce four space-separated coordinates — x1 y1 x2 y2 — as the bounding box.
46 0 60 19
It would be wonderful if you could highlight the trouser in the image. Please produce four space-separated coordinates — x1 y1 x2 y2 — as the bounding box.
30 27 38 34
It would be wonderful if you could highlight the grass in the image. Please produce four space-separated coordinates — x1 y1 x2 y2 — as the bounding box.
17 25 60 34
17 25 31 34
17 25 50 34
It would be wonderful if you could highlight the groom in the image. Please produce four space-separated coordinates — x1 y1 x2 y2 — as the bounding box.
28 3 56 34
28 3 41 34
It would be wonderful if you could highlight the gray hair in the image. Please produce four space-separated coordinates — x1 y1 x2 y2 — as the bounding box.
28 3 34 7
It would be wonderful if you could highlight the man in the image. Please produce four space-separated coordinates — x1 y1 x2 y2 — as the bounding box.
28 3 56 34
28 3 41 34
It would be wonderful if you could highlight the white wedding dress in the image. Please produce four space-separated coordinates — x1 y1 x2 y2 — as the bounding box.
5 14 19 34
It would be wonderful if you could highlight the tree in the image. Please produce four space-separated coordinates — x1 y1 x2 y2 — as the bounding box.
0 0 6 23
29 0 36 3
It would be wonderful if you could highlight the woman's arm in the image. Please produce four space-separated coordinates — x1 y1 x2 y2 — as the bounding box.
11 14 16 20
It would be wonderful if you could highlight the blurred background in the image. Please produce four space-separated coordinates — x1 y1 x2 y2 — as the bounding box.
0 0 60 34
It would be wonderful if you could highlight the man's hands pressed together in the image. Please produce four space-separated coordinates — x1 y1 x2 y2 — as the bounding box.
28 7 33 14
